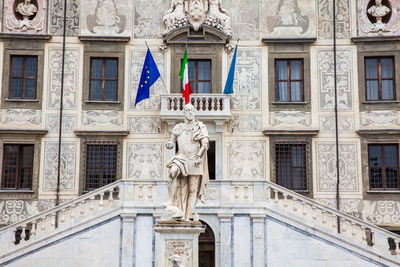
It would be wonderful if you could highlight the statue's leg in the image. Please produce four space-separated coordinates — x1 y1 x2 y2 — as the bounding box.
167 165 180 206
185 175 200 221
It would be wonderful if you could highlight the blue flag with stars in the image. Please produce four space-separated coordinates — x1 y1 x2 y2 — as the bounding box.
135 48 160 106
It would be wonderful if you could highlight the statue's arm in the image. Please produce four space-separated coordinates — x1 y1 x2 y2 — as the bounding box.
166 133 177 150
196 137 209 158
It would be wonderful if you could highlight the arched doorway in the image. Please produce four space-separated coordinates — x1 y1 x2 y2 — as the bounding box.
199 221 215 267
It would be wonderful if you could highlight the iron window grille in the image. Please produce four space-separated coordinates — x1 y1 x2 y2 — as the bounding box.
275 143 307 191
85 144 117 191
368 144 399 190
1 144 34 190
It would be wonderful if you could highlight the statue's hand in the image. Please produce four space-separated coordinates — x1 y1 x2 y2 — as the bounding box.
193 155 201 168
166 141 174 149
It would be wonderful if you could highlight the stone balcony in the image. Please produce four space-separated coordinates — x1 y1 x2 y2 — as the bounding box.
160 94 232 132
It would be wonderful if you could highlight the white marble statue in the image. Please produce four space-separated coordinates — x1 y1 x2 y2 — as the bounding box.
15 0 38 30
186 0 208 31
163 0 187 32
368 0 391 26
207 0 231 33
165 104 209 221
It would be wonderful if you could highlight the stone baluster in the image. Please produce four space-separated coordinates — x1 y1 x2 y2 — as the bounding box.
244 185 249 200
265 185 270 201
312 206 317 220
199 98 204 110
172 98 177 110
70 205 76 222
99 193 104 209
216 98 221 110
351 222 356 236
321 211 327 224
139 185 144 199
108 189 114 201
193 98 198 110
273 189 279 204
60 209 65 223
80 201 85 217
51 213 56 227
341 218 347 233
13 229 17 245
40 216 46 232
361 226 367 241
395 239 400 256
235 186 239 200
292 197 298 212
148 185 153 199
167 98 171 110
90 196 95 211
221 98 225 111
20 225 26 243
302 201 307 216
30 221 36 239
331 214 336 229
283 193 288 208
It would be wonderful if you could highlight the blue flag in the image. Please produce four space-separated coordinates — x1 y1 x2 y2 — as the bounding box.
135 48 160 106
223 45 238 94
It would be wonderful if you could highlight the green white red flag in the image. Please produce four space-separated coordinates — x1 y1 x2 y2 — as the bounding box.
180 48 192 104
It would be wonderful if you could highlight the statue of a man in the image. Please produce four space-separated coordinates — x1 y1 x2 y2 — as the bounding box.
166 104 209 221
368 0 391 25
16 0 38 30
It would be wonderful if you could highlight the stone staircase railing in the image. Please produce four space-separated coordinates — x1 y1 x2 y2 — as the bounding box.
0 180 123 254
264 181 400 260
0 179 399 264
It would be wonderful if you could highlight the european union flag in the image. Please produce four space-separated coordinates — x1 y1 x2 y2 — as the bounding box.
223 44 238 94
135 48 160 106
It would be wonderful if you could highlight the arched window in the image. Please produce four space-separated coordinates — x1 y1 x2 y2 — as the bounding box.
199 221 215 267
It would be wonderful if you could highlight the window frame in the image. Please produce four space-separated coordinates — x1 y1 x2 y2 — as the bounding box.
269 136 313 195
1 144 34 190
89 57 119 102
274 58 304 102
186 59 212 94
85 144 118 191
9 55 38 100
364 56 396 101
368 144 399 190
275 143 307 191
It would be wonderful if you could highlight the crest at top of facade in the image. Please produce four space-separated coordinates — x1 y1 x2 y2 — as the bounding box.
162 0 232 38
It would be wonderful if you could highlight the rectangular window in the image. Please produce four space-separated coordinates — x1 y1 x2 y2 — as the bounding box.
365 57 395 101
9 56 38 99
275 143 307 190
368 144 399 190
275 59 304 102
187 59 211 94
86 144 117 191
90 58 118 101
2 144 34 190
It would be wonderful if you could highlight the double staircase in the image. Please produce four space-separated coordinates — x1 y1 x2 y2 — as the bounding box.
0 180 399 266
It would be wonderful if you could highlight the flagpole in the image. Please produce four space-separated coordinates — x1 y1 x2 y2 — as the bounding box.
144 40 169 94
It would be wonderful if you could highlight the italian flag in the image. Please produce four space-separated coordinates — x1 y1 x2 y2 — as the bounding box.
180 48 192 104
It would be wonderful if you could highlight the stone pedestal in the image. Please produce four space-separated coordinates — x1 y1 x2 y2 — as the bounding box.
154 221 205 267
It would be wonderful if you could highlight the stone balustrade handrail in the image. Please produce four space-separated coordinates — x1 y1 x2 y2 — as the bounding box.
0 180 122 233
0 179 399 261
263 180 400 241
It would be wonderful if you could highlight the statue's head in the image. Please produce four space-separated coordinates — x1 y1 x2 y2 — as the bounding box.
376 0 382 5
183 103 195 121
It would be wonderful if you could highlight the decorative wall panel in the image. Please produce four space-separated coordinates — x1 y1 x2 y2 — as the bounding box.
318 0 350 39
228 141 264 179
128 116 162 134
127 143 162 180
49 0 80 35
47 47 80 110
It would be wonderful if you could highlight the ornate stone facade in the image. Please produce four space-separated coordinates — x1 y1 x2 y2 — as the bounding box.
270 111 311 127
318 48 353 111
317 142 359 192
82 110 123 128
3 0 47 34
263 0 316 38
0 200 39 225
317 0 351 39
360 111 400 128
49 0 80 35
228 141 264 179
1 109 41 126
358 0 400 36
80 0 132 36
43 142 76 191
127 143 162 180
47 47 80 110
230 48 262 111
